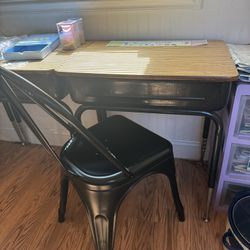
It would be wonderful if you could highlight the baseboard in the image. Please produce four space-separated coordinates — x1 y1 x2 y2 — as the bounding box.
171 139 201 160
0 127 69 146
0 127 20 142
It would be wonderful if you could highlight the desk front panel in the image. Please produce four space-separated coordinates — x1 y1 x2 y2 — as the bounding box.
60 76 232 112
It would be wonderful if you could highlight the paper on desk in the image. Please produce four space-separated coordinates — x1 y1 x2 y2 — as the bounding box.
239 74 250 82
228 44 250 66
238 67 250 74
227 43 250 82
107 40 208 47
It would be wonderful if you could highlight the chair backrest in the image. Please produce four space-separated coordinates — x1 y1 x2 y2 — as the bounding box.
0 66 132 178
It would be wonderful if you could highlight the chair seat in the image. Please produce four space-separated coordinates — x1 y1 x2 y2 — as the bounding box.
61 115 172 178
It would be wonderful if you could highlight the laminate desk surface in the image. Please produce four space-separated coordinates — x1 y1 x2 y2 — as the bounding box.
0 54 58 73
56 40 238 81
0 42 92 73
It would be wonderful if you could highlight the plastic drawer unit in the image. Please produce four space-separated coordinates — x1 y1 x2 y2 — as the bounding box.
215 83 250 210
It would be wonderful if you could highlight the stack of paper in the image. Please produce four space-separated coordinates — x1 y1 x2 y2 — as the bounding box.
240 99 250 135
227 44 250 82
232 147 250 174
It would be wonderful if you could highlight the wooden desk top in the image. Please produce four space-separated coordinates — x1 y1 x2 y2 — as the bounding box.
1 40 238 81
56 40 238 81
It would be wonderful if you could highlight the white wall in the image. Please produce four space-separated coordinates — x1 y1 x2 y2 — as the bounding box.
1 0 250 43
0 0 249 159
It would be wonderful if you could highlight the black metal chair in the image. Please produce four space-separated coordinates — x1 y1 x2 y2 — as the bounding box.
0 66 185 250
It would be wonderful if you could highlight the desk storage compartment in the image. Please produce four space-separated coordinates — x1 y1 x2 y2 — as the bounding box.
63 76 231 112
0 72 68 102
23 73 68 100
220 181 250 207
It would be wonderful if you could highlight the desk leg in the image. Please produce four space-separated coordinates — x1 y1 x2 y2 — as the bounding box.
204 112 223 222
96 109 107 122
75 106 107 123
2 101 28 145
200 117 211 163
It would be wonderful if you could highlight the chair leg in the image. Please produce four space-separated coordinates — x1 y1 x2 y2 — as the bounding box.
96 109 107 123
168 171 185 222
85 191 123 250
162 159 185 222
72 180 130 250
58 175 69 223
88 206 117 250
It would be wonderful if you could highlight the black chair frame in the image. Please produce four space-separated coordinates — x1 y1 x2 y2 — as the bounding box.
0 66 184 250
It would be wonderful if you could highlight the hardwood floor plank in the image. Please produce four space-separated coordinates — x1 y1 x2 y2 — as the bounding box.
0 141 227 250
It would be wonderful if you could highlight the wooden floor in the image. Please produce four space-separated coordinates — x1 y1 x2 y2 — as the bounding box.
0 141 227 250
